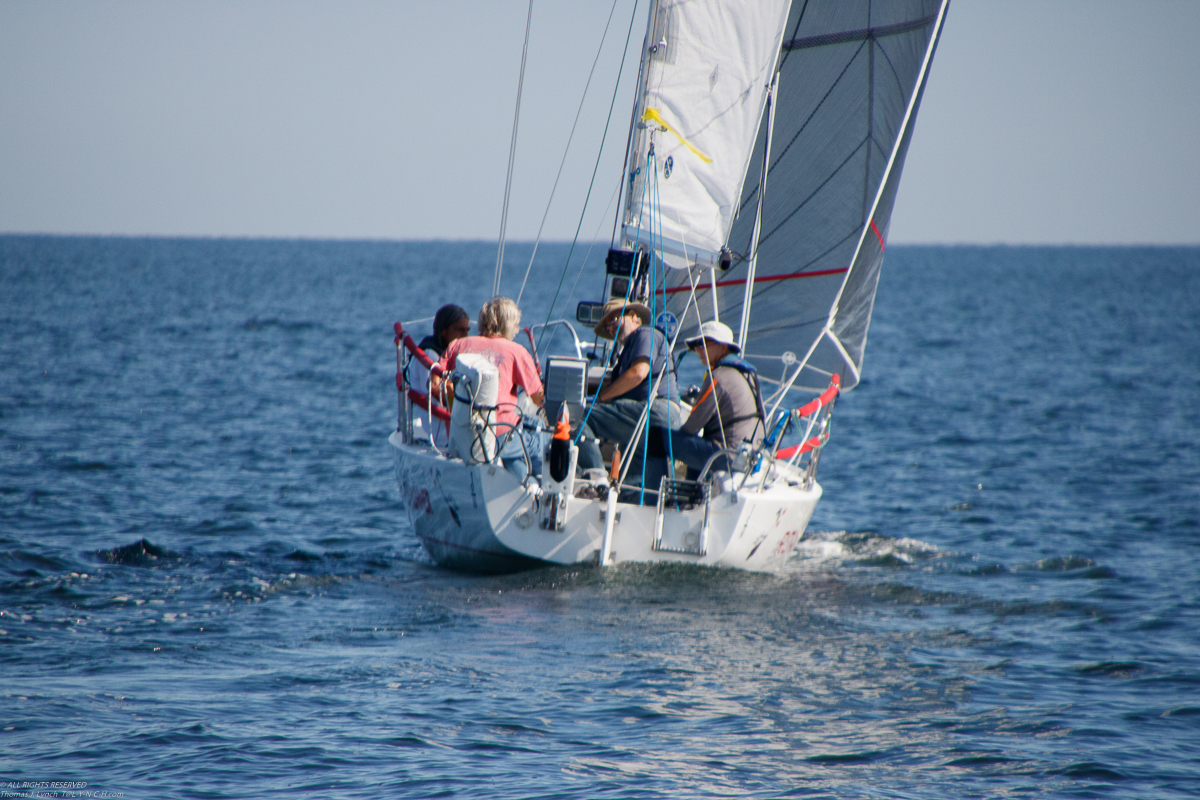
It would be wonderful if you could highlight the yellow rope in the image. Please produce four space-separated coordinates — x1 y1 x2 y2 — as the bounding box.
642 108 712 164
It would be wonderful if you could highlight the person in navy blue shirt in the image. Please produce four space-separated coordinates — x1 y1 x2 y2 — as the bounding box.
577 299 681 496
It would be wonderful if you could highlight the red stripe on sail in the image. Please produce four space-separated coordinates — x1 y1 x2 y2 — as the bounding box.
870 219 885 252
662 267 849 295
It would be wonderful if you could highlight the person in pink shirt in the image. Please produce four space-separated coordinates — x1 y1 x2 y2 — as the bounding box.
432 296 544 478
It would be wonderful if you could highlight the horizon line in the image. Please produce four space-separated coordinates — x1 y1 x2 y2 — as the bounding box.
3 231 1199 248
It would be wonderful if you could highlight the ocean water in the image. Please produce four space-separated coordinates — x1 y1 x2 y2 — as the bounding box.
1 236 1198 799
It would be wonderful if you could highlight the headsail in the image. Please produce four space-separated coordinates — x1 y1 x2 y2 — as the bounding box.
620 0 793 268
653 0 950 396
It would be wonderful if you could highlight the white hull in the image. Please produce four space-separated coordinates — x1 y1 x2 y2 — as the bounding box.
389 432 821 574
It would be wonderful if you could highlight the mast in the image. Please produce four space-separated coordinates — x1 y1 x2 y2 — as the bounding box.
616 0 665 252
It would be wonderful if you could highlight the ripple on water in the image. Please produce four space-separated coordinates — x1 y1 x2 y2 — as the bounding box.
2 240 1198 798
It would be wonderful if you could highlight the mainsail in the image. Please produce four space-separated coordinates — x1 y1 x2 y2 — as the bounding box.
623 0 950 398
621 0 792 268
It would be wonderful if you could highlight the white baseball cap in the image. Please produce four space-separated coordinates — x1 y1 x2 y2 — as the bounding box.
684 321 740 354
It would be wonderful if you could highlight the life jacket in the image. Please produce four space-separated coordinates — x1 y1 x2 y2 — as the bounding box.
712 355 767 438
403 334 444 390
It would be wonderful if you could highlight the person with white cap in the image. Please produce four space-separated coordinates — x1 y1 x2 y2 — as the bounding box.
576 298 680 492
649 320 765 479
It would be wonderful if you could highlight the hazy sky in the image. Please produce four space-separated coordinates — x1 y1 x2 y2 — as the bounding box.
1 0 1197 244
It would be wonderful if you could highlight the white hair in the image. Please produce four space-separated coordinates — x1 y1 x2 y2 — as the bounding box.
477 296 521 340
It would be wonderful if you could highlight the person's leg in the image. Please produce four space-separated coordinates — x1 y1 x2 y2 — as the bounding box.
648 398 684 431
667 429 725 478
522 427 544 478
587 400 643 443
605 401 675 503
575 421 604 471
607 401 677 499
576 399 645 470
501 457 528 480
498 424 537 480
627 451 667 503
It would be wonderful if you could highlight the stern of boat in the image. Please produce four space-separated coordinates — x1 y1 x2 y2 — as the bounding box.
389 431 542 573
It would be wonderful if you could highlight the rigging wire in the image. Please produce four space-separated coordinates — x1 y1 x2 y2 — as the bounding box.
666 203 728 470
537 0 641 353
736 73 778 351
493 0 535 298
572 154 650 453
562 182 622 317
516 0 622 308
571 129 651 454
616 240 707 493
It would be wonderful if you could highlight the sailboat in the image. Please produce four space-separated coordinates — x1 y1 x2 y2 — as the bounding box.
389 0 950 573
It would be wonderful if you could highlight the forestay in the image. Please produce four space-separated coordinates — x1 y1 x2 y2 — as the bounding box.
653 0 950 397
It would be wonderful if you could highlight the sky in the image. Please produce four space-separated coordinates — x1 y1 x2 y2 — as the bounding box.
1 0 1197 245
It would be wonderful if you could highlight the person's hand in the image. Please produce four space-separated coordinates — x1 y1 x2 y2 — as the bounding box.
428 368 447 405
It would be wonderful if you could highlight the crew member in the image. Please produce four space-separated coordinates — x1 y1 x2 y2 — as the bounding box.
406 303 470 391
577 298 680 493
655 321 764 478
405 304 470 448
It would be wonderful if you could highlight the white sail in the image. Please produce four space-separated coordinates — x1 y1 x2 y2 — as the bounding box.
661 0 950 394
621 0 793 268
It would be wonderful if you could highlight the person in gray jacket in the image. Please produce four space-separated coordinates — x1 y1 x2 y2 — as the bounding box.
651 321 765 479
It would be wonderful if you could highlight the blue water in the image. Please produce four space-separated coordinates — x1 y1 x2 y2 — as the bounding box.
2 237 1198 799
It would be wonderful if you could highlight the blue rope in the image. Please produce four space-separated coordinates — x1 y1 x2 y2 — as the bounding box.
656 146 676 486
662 215 672 484
638 151 653 502
656 154 678 497
639 147 664 505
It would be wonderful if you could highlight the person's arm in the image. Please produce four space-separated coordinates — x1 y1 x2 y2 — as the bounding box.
680 375 717 436
428 346 457 404
513 346 545 407
599 358 650 402
430 374 452 406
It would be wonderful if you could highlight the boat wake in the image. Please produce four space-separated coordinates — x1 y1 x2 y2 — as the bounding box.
791 530 942 569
